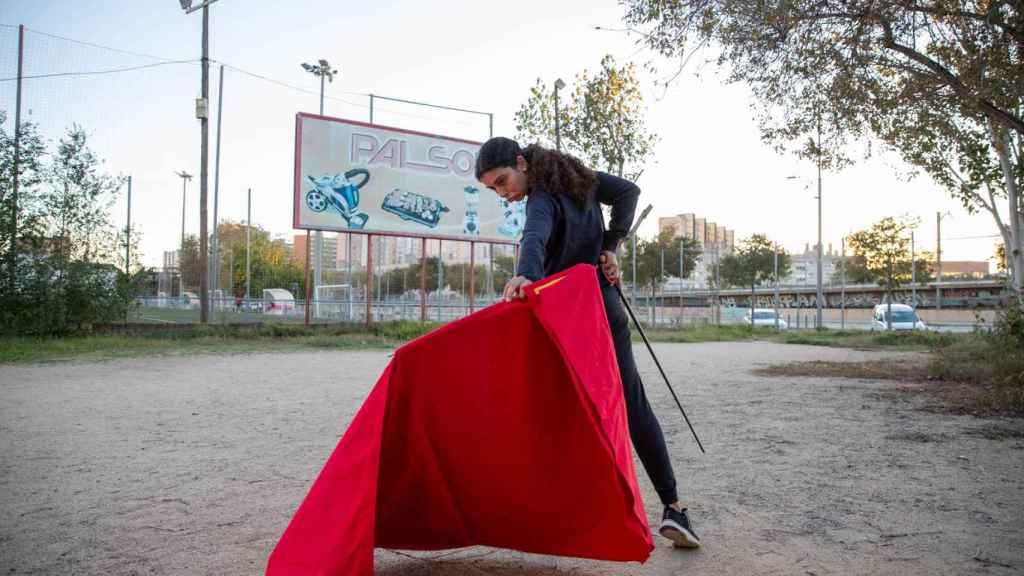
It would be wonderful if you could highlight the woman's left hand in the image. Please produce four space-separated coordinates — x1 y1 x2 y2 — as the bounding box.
503 276 533 301
599 251 620 285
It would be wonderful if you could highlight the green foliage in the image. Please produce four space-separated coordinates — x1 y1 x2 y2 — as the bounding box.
515 55 657 179
719 234 791 290
622 227 702 289
843 217 933 295
0 115 141 335
925 306 1024 412
204 221 305 298
0 320 446 363
621 0 1023 288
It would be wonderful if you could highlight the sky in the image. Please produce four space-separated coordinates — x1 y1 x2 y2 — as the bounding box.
0 0 1005 268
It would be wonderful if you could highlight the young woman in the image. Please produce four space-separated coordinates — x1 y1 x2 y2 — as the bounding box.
475 137 701 549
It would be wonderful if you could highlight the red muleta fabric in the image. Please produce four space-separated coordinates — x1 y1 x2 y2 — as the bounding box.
266 264 653 575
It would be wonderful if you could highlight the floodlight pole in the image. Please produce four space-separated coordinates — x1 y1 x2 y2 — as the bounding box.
176 171 192 305
246 188 251 300
301 57 339 320
8 24 23 293
211 64 224 306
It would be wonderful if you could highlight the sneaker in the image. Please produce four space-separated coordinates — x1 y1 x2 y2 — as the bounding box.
659 506 701 548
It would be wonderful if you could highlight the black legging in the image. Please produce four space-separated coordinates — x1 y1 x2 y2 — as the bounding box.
601 283 679 507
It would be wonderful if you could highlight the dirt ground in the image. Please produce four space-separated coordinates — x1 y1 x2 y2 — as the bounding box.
1 342 1022 575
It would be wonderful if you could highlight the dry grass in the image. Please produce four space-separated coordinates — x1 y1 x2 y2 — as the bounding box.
755 357 1024 418
752 359 929 382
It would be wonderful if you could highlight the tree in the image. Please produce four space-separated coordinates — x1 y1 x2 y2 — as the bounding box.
838 245 935 285
846 217 919 329
719 234 791 330
179 234 201 293
515 55 658 179
46 126 122 267
996 242 1008 275
207 221 306 300
621 1 1023 295
1 119 134 334
0 113 47 291
622 226 702 323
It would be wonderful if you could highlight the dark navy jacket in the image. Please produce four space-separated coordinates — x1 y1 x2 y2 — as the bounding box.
516 171 640 285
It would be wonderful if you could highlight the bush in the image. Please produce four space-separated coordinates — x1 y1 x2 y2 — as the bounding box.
927 304 1024 415
0 257 139 336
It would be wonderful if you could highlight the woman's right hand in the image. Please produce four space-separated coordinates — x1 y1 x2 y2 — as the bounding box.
503 276 533 302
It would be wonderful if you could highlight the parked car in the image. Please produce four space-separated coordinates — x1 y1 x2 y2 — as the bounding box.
871 303 927 331
743 308 788 330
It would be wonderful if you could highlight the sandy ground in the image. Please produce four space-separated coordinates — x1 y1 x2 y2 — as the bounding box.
1 342 1022 575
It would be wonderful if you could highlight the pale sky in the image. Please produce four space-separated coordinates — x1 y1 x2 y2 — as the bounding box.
0 0 1004 268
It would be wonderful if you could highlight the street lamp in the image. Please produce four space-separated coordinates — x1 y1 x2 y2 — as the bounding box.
301 59 338 116
175 170 193 306
301 58 339 319
787 166 823 329
553 78 566 151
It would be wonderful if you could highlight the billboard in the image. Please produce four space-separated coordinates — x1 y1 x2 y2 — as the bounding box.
294 113 524 243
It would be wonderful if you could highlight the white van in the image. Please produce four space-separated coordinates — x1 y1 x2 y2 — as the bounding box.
871 303 927 331
743 308 789 330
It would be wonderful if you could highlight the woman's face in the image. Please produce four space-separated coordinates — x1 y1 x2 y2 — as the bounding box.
479 155 529 203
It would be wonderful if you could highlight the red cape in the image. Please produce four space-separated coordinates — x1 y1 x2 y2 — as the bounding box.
267 264 653 575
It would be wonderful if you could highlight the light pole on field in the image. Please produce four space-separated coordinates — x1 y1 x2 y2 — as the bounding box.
175 170 193 305
301 58 339 319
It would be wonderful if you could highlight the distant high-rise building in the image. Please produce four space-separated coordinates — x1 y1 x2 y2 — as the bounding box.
163 250 179 270
694 218 706 249
656 212 743 288
705 222 718 248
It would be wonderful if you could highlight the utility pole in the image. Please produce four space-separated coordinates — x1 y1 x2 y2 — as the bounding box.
841 236 846 330
124 175 132 323
246 188 251 300
199 3 210 322
300 58 338 320
714 242 722 325
815 115 824 330
774 244 780 330
211 64 225 307
658 246 664 326
175 171 193 305
679 241 685 325
8 25 24 293
911 230 916 306
179 1 227 322
124 176 132 277
936 212 943 310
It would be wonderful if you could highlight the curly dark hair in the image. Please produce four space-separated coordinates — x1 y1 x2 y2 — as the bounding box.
475 137 597 208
